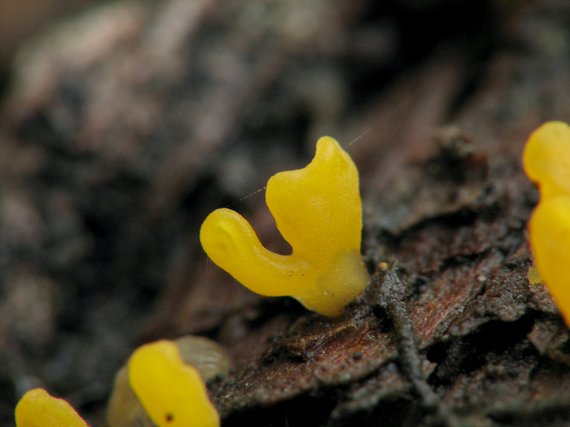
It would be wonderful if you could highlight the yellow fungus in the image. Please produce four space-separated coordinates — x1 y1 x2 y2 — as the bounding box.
377 261 390 272
523 121 570 324
528 196 570 322
200 136 369 317
128 340 219 427
107 336 230 427
15 388 88 427
523 121 570 200
107 367 154 427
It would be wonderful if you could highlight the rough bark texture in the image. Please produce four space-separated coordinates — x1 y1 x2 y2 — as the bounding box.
1 0 569 426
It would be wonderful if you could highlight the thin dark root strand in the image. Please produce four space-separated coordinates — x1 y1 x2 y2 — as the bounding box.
373 266 462 427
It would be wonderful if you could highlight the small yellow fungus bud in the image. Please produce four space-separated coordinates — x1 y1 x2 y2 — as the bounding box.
377 261 390 272
523 121 570 324
200 136 369 317
15 388 88 427
107 336 230 427
128 340 219 427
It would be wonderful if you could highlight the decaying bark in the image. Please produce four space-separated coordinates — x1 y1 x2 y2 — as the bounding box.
1 0 570 426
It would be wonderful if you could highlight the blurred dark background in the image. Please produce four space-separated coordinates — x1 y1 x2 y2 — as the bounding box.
0 1 97 93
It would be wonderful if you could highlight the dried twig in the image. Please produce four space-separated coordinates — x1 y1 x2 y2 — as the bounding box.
372 265 461 427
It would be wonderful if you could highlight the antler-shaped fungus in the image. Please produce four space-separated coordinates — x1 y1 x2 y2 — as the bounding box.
200 136 369 317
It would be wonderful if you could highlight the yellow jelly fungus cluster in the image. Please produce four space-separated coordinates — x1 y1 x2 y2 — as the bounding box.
200 136 369 317
15 340 222 427
128 340 220 427
15 388 88 427
523 121 570 325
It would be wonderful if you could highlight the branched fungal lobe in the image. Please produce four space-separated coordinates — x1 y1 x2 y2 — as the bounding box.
523 121 570 325
200 136 369 317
